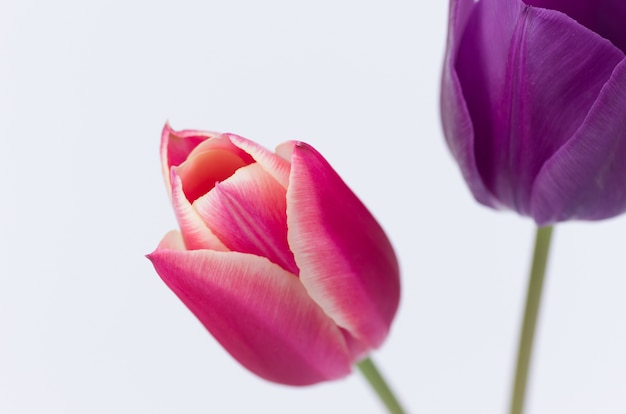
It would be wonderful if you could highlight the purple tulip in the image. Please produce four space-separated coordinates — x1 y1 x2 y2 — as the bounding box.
148 125 400 385
441 0 626 225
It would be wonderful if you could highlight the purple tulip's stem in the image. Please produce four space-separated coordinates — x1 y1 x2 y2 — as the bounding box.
510 226 554 414
357 357 405 414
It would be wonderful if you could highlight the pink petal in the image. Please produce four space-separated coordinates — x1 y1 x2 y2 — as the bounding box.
170 170 228 251
192 163 298 274
275 141 296 162
160 123 218 191
285 142 400 349
226 133 291 188
155 229 187 250
147 235 353 385
175 137 254 203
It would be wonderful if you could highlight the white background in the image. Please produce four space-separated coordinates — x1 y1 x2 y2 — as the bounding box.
1 1 625 413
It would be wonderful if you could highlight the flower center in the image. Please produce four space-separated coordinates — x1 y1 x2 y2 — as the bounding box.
177 148 251 203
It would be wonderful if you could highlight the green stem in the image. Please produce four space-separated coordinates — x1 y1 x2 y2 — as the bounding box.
510 225 554 414
357 357 405 414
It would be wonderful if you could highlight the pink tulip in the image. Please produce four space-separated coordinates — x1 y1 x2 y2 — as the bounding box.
148 124 400 385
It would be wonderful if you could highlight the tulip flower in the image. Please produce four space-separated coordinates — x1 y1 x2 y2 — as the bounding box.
441 0 626 225
148 124 400 386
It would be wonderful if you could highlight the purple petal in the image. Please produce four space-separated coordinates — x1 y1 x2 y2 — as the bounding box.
285 142 400 349
455 0 623 214
525 0 626 53
532 58 626 224
147 231 353 385
441 0 500 208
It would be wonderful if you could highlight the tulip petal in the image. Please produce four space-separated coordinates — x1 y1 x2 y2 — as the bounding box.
531 58 626 224
193 164 299 274
452 0 624 214
285 142 400 348
155 229 187 250
525 0 626 53
160 123 218 190
175 138 255 203
441 0 500 209
170 170 228 251
226 133 291 188
147 233 352 385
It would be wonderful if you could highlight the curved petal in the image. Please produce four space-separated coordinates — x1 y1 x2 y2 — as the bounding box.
452 0 531 211
160 123 218 191
175 137 255 203
275 140 296 162
531 58 626 224
192 164 298 274
454 0 623 214
285 142 400 348
226 133 291 188
154 229 187 250
525 0 626 53
441 0 500 209
147 233 352 385
170 170 228 251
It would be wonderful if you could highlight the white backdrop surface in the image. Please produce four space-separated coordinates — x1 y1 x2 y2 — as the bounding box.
1 1 625 413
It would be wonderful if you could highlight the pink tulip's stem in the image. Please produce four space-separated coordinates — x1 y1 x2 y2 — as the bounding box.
357 357 405 413
510 225 554 414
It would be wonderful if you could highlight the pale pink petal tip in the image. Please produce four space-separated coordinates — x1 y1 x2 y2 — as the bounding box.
226 133 292 188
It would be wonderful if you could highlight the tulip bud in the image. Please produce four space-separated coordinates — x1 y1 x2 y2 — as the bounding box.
148 124 400 385
441 0 626 225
